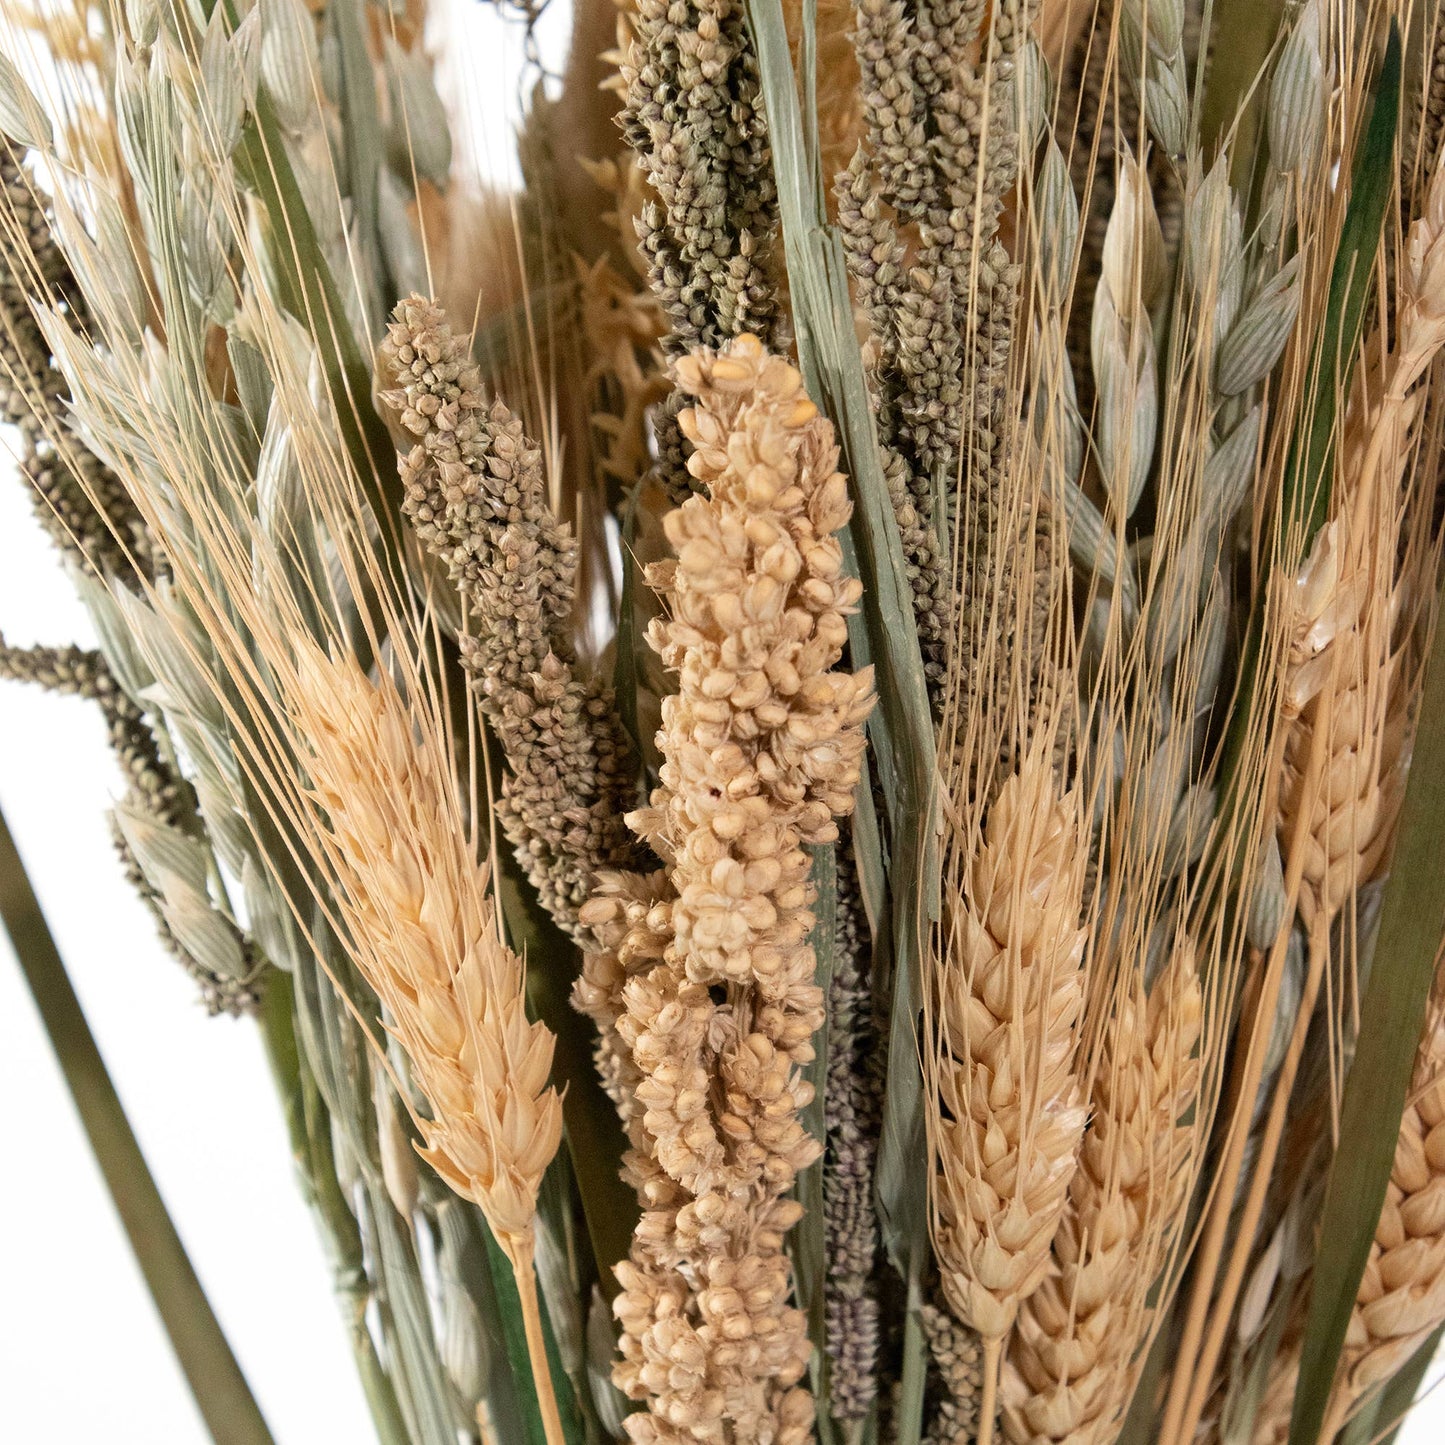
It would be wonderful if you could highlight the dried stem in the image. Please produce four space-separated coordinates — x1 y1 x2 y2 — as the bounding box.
505 1231 569 1445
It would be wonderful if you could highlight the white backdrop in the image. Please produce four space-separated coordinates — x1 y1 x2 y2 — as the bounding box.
1 3 1443 1438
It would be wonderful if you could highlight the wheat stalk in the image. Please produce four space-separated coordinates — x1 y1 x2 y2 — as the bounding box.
1160 128 1445 1445
929 747 1090 1444
1272 149 1445 935
289 643 567 1445
1002 943 1203 1445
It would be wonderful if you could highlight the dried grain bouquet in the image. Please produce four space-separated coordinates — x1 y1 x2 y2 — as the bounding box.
4 0 1445 1442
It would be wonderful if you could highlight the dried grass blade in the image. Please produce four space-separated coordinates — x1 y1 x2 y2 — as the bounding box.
1288 26 1402 545
0 804 276 1445
1288 573 1445 1445
745 8 937 1437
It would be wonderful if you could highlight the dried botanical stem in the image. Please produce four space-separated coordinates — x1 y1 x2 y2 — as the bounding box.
617 0 781 505
1003 945 1204 1445
1269 156 1445 935
0 635 260 1012
378 296 643 938
609 334 874 1443
1173 519 1408 1437
1158 864 1317 1445
839 0 1041 703
0 137 153 582
929 752 1090 1430
0 804 276 1445
507 1231 570 1445
822 846 882 1422
980 1340 1002 1445
619 0 779 355
1162 146 1445 1445
292 645 565 1442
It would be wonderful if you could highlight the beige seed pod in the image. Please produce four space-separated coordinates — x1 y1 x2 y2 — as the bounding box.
607 334 875 1444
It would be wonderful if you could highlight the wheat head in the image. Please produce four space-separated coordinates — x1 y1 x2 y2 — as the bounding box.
1003 944 1204 1445
291 644 563 1249
931 750 1089 1346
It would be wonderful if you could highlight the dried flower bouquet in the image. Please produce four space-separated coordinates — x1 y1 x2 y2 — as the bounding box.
3 0 1445 1443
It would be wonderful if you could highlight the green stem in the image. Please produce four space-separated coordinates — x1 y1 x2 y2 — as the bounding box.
260 980 411 1445
0 803 275 1445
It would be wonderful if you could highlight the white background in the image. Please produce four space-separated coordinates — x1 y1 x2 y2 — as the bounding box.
2 2 1443 1439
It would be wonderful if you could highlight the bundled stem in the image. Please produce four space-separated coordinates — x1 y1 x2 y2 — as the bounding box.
0 804 274 1445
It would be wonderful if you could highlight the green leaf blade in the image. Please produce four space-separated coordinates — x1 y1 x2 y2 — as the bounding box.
1288 568 1445 1445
